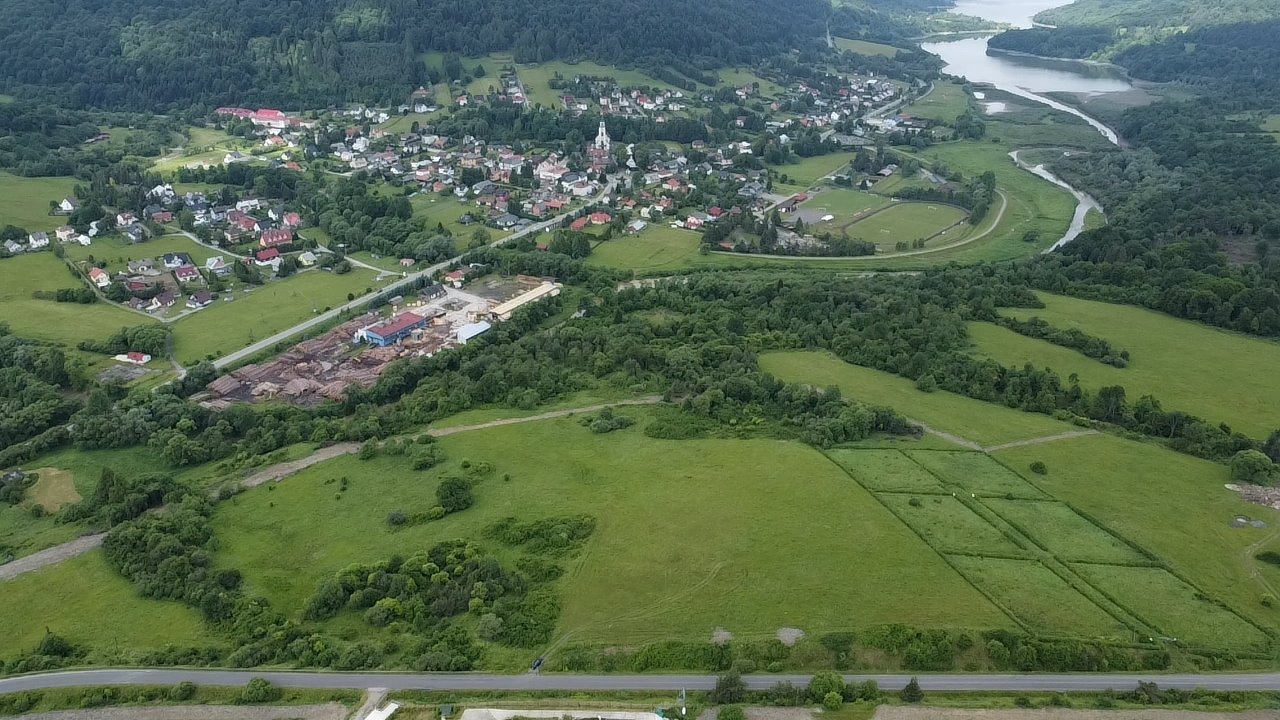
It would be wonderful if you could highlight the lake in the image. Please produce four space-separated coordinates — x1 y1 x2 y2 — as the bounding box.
920 0 1129 144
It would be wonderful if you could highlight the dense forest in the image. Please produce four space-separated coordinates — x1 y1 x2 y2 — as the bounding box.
0 0 835 111
987 28 1116 60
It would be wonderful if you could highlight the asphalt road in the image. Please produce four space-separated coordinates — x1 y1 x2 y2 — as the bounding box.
4 670 1280 694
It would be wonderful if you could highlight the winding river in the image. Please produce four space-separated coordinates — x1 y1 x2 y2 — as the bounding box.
919 0 1119 247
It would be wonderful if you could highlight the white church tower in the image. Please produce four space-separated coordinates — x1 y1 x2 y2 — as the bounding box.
593 121 611 150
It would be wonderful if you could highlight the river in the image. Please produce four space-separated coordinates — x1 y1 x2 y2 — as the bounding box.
920 0 1128 145
919 0 1116 248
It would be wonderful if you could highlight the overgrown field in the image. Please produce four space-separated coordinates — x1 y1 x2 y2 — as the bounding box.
977 292 1280 437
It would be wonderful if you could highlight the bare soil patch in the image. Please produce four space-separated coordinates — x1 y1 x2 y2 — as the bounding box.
776 627 806 646
26 467 81 511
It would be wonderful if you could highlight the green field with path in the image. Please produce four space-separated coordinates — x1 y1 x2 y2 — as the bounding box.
210 408 1010 647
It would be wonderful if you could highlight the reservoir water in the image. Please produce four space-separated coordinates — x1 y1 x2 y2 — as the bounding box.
920 0 1130 145
915 0 1117 249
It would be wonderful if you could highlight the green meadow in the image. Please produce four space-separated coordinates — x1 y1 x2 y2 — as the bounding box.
0 252 141 350
833 38 901 58
982 292 1280 437
759 350 1073 446
170 267 378 363
0 172 78 232
210 408 1009 647
586 226 704 273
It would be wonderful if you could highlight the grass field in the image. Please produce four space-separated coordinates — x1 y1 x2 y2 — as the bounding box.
904 451 1046 499
211 409 1010 646
170 267 377 363
990 293 1280 437
0 551 214 660
518 61 695 109
411 193 506 246
881 493 1026 556
800 189 890 234
586 226 704 272
848 202 970 249
1265 115 1280 140
905 82 971 122
771 152 861 192
65 232 222 270
833 38 901 57
824 449 946 493
0 253 141 349
950 556 1129 638
985 499 1146 565
717 68 787 98
759 351 1075 446
381 112 444 134
0 172 78 232
1073 563 1269 649
993 434 1280 630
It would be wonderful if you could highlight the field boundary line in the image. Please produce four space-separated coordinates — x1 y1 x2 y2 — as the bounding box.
817 449 1030 632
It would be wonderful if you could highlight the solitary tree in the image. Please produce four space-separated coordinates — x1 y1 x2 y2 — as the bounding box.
712 670 747 704
899 677 924 703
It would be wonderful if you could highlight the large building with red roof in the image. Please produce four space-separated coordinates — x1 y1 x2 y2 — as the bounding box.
360 312 429 347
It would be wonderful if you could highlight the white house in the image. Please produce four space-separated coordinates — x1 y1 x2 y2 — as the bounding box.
88 267 111 288
27 232 49 249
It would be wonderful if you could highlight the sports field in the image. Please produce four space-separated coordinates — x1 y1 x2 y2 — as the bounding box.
0 172 78 232
169 267 377 363
799 189 890 232
979 293 1280 437
848 203 970 249
586 226 703 272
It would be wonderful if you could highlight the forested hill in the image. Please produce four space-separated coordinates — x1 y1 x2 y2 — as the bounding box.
0 0 832 111
1034 0 1280 30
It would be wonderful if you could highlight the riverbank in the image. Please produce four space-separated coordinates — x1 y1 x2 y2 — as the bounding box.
1008 149 1103 252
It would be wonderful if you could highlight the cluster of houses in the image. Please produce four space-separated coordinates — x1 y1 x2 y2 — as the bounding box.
560 82 689 119
88 251 227 315
2 223 93 256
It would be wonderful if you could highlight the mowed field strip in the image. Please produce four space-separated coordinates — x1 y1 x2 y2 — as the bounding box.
765 349 1280 649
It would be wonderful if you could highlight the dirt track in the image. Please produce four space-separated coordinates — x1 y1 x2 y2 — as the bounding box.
0 398 664 582
0 533 106 581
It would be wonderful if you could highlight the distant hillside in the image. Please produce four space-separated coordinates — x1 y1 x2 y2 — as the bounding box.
990 0 1280 62
1034 0 1280 30
0 0 835 111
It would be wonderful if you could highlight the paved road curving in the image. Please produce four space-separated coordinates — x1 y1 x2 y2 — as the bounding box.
2 670 1280 694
